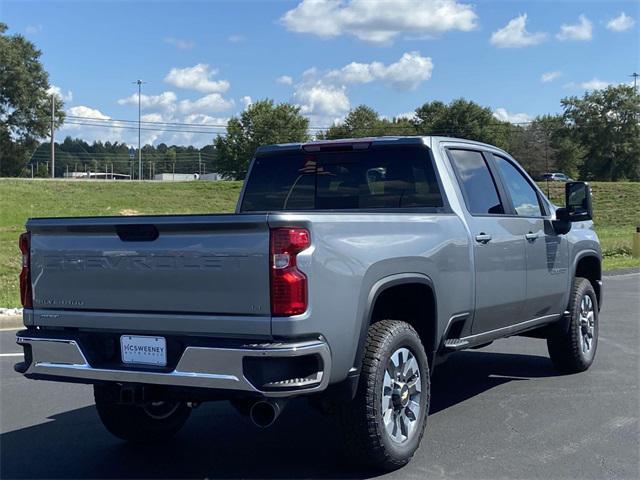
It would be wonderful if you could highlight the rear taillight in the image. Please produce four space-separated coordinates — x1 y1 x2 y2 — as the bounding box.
19 232 33 308
270 228 310 316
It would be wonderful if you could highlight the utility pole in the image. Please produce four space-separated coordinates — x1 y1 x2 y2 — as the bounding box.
630 72 639 91
544 132 550 197
133 80 146 180
50 95 55 178
198 151 202 176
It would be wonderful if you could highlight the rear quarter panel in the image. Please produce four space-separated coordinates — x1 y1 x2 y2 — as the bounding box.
268 212 472 383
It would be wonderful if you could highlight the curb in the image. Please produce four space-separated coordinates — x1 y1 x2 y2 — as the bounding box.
603 267 640 277
0 315 23 330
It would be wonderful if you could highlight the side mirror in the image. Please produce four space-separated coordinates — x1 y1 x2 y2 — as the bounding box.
565 181 593 222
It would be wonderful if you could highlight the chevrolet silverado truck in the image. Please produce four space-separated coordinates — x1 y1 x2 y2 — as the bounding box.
15 136 602 471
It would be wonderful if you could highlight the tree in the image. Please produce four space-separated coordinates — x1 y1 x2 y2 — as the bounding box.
213 99 309 179
561 85 640 181
322 105 416 139
0 23 64 176
413 98 510 148
506 115 585 179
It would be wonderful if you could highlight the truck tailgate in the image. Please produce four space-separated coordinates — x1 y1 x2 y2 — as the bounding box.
27 214 271 320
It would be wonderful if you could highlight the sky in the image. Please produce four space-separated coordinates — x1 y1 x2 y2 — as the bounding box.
3 0 639 147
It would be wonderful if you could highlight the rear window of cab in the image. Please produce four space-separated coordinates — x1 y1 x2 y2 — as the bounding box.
240 146 444 212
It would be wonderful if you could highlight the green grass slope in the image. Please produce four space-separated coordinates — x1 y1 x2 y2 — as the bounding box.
0 179 242 307
1 179 638 307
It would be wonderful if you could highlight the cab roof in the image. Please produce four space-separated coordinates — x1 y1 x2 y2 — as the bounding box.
256 136 506 154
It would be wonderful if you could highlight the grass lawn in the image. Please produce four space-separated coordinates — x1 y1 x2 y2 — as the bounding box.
0 179 241 307
540 182 640 271
1 179 638 307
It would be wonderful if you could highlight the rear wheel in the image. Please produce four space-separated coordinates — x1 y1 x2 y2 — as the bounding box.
547 277 599 374
94 385 191 442
339 320 430 471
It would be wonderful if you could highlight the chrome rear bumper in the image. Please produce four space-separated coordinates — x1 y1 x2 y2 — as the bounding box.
16 335 331 398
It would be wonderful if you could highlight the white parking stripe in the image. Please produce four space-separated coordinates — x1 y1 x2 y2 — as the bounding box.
0 353 23 357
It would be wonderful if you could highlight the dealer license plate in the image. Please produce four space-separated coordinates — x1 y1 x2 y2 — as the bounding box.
120 335 167 366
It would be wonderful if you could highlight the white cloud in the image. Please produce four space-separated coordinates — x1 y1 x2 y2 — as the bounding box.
227 34 246 43
59 106 124 144
563 78 612 91
293 81 351 122
326 52 433 91
290 51 434 124
556 15 593 41
277 75 293 85
60 104 230 148
47 85 73 102
493 108 532 124
178 93 234 114
541 71 562 83
183 114 228 126
490 14 547 48
25 25 42 34
240 96 253 110
117 91 178 112
140 113 165 123
393 111 417 120
606 12 635 32
281 0 477 44
164 64 230 93
66 105 110 121
164 37 195 49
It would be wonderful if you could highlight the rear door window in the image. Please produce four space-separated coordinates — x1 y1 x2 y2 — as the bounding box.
448 149 504 215
241 146 444 212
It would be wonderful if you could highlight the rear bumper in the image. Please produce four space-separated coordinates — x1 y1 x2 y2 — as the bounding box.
15 333 331 398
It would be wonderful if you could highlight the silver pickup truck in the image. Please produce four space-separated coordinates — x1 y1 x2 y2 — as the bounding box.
15 136 602 471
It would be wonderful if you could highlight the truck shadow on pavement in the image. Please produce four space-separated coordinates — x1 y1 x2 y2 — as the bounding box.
0 351 559 479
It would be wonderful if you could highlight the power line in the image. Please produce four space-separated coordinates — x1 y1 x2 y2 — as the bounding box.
64 113 540 130
61 113 634 134
63 120 229 135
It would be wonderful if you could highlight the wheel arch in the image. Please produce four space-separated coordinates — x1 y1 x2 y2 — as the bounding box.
353 273 437 374
572 251 603 310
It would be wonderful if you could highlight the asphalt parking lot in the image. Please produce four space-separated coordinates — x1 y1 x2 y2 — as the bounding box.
1 273 638 480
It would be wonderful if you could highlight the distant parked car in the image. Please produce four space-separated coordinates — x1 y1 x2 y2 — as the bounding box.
541 172 574 182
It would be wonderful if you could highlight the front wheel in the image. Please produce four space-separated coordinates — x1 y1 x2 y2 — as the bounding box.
547 277 599 374
94 385 191 442
339 320 430 471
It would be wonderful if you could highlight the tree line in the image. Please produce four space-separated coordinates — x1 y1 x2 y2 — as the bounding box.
2 22 639 182
26 138 218 178
214 88 640 181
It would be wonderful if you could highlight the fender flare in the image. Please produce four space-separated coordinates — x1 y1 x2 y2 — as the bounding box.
351 273 437 372
569 249 603 308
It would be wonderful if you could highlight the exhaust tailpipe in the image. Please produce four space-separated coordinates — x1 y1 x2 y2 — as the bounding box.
249 399 287 428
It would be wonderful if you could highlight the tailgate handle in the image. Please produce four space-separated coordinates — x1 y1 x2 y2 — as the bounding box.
116 224 159 242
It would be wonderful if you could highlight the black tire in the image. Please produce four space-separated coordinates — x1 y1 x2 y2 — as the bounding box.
94 385 191 442
339 320 430 472
547 277 599 374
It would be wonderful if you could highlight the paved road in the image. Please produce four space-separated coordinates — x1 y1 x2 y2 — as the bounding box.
1 274 638 479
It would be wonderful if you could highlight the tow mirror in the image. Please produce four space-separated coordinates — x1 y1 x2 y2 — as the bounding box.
553 182 593 235
565 181 593 222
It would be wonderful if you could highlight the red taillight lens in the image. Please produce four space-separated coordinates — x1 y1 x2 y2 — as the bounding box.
19 232 33 308
270 228 310 316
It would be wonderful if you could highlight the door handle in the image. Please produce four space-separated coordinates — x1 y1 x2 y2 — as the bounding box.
525 232 539 242
475 233 492 244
